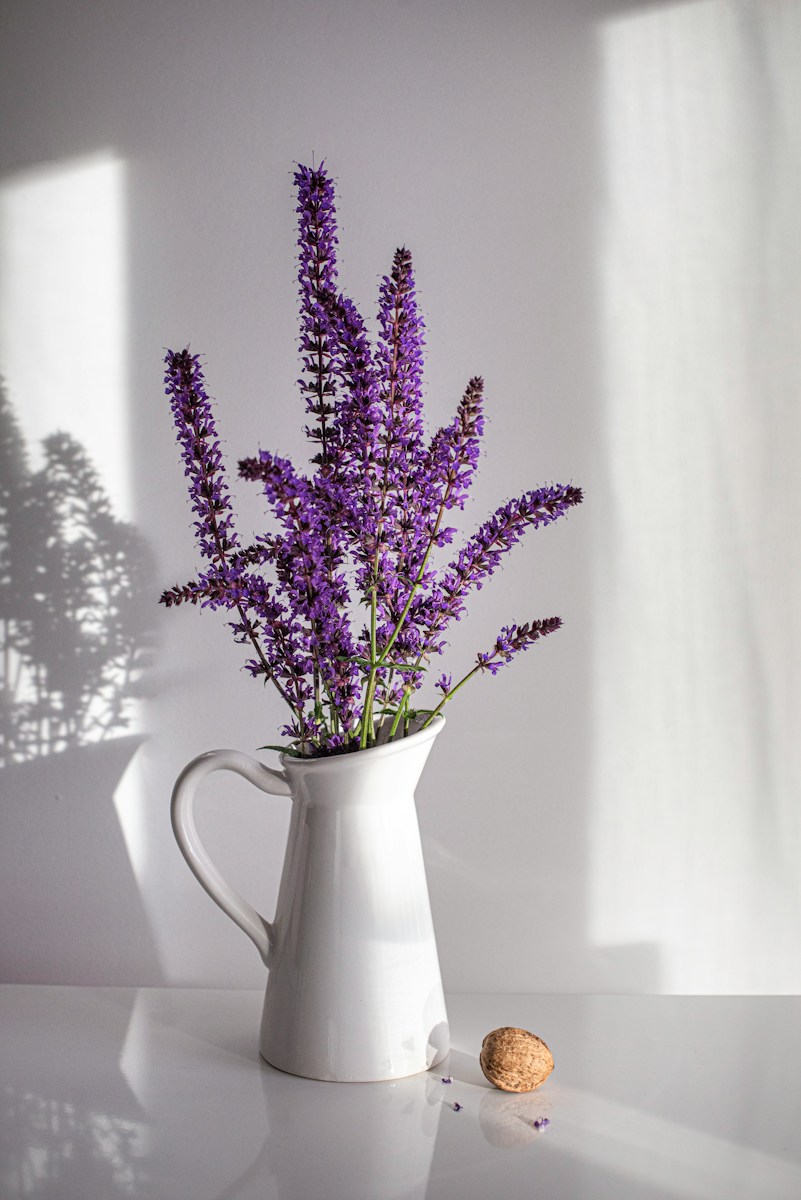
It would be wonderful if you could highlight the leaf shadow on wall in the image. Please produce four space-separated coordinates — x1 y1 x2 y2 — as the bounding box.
0 379 163 983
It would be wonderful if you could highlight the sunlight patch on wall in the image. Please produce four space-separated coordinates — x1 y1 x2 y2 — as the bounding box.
591 0 801 991
0 152 130 518
0 152 157 921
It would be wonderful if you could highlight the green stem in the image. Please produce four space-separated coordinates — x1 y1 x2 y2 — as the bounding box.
388 685 412 740
360 586 379 748
377 666 396 723
420 663 482 729
313 667 323 724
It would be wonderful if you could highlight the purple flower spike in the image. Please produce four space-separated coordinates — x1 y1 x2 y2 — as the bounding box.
476 617 563 676
161 349 322 733
413 483 582 657
239 450 360 733
425 376 485 519
374 248 430 594
294 163 340 466
377 248 425 438
163 349 240 564
322 291 383 532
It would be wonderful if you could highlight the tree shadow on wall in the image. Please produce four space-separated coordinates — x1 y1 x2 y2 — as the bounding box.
0 379 163 983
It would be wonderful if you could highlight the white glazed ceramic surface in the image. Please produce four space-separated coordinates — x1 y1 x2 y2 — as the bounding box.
171 718 449 1082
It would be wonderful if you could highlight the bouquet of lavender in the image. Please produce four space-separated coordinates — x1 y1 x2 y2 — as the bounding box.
161 163 582 756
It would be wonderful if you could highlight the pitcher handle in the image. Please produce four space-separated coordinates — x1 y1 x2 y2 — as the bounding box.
171 749 292 966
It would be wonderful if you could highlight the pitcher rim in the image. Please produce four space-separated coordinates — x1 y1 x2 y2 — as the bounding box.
279 714 445 770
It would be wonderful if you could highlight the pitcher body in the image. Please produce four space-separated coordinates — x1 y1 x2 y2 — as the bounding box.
171 717 448 1082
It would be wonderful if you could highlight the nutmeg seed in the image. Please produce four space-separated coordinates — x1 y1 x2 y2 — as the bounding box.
479 1026 554 1092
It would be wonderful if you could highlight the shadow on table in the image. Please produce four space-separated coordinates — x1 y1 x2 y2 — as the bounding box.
0 990 147 1200
0 736 162 984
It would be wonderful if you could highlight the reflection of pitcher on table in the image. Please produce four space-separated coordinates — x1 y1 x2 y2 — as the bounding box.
172 717 449 1082
253 1069 444 1200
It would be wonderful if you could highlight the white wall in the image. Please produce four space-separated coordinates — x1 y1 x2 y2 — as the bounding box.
1 0 798 993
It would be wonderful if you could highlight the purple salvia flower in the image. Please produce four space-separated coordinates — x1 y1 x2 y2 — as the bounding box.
425 377 485 521
292 163 365 737
325 292 383 480
280 714 322 748
294 163 340 466
434 672 452 696
160 352 314 722
475 617 563 676
373 248 431 639
375 247 426 466
160 578 214 608
230 542 274 570
159 566 248 610
160 565 287 645
226 573 310 704
161 560 312 722
420 617 563 728
414 483 583 656
292 166 367 562
239 450 360 734
163 349 240 563
319 289 385 598
239 450 315 524
373 377 485 669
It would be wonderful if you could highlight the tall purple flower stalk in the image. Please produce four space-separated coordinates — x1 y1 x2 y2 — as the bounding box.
160 350 318 748
294 163 339 468
160 163 583 755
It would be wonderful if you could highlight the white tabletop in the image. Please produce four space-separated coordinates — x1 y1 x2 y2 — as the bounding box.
1 986 799 1199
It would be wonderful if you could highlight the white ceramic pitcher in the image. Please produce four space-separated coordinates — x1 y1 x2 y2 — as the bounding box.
171 716 449 1082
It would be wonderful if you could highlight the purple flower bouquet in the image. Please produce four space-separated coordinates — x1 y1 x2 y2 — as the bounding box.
161 163 582 756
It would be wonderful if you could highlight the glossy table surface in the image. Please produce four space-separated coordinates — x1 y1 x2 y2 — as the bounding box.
1 986 799 1199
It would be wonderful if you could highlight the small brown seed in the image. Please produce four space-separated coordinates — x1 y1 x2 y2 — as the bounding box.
479 1026 554 1092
